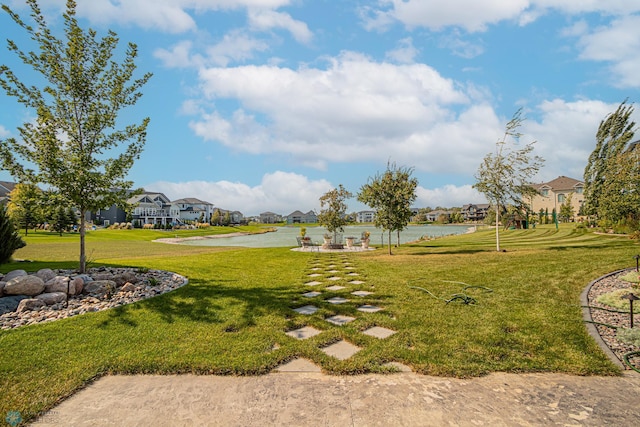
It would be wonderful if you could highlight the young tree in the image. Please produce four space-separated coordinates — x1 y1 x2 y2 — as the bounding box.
473 109 544 251
7 183 42 235
50 204 68 236
317 184 353 244
358 163 418 255
0 203 26 264
559 193 575 223
583 101 636 220
0 0 151 272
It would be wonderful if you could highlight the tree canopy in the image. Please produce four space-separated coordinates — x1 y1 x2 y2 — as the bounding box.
0 0 151 272
473 109 544 251
0 203 26 264
358 163 418 255
317 184 352 242
583 100 637 225
7 183 42 235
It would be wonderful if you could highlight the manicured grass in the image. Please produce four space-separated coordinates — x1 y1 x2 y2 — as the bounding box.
0 224 636 422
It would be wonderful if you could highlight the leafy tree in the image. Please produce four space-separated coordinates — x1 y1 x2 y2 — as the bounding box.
559 192 575 223
0 0 151 272
7 183 42 235
50 204 68 236
223 211 231 226
211 209 221 226
0 203 26 264
473 109 544 251
358 163 418 255
583 101 636 220
317 184 353 244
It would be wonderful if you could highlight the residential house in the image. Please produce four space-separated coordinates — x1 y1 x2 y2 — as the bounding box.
461 204 491 222
259 211 282 224
425 209 452 222
0 181 16 205
286 210 317 224
211 207 245 225
528 176 584 219
173 198 214 223
129 192 179 226
356 210 375 223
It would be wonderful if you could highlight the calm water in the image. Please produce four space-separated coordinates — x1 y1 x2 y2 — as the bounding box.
181 225 471 248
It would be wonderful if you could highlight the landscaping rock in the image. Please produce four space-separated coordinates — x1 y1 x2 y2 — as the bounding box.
36 268 56 282
35 292 68 305
4 275 45 296
114 272 138 286
0 281 5 297
71 277 84 295
91 273 114 282
84 280 116 297
120 282 136 293
0 295 30 315
3 270 27 282
17 298 46 313
44 276 72 294
75 274 93 284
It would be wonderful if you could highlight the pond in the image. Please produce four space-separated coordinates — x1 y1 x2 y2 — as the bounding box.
180 224 473 248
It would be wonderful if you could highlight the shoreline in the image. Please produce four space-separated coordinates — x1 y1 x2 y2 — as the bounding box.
153 232 252 245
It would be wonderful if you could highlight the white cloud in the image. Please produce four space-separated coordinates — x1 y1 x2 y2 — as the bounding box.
385 37 419 64
248 9 313 44
417 184 486 208
438 32 484 59
572 15 640 88
361 0 640 33
145 171 333 216
522 99 633 182
0 124 10 138
189 52 505 173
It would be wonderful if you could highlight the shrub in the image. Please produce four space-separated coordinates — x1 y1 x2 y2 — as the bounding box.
617 328 640 347
0 203 26 264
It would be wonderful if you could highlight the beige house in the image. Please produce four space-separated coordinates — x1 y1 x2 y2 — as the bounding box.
528 176 585 219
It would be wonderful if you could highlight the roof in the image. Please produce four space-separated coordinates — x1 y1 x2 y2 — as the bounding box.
0 181 17 196
172 197 213 206
532 176 583 191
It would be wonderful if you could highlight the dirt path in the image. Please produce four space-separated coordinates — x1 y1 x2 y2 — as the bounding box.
32 371 640 426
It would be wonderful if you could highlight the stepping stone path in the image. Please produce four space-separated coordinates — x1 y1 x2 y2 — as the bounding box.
281 253 403 372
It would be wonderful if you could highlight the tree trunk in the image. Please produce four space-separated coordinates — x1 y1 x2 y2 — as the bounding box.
495 204 500 252
388 229 392 255
80 209 86 273
396 229 400 247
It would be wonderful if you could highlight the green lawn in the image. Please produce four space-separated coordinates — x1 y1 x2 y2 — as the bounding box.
0 224 636 423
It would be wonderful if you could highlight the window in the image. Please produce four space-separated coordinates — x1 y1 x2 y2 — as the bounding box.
558 194 565 203
541 189 549 197
575 187 583 194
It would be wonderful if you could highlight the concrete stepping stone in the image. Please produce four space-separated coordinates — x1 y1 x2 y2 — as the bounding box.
349 280 365 285
327 276 342 281
302 291 322 298
384 361 412 372
294 305 319 315
326 297 349 304
310 267 322 271
327 264 337 268
275 358 321 372
321 340 361 360
351 290 373 297
363 326 396 339
308 273 322 277
325 285 345 291
305 281 323 286
344 266 355 270
286 326 322 340
347 272 360 276
325 315 356 326
357 305 382 313
327 269 340 273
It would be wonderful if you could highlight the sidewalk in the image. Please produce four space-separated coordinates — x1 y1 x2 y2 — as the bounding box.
32 371 640 426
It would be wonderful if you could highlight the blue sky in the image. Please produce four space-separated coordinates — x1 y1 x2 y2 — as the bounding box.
1 0 639 216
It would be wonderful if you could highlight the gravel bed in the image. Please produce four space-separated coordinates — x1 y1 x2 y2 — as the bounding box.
587 269 640 370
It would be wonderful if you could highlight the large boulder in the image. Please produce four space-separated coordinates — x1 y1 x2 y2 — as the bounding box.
71 277 84 295
4 275 45 296
0 281 5 297
36 268 56 282
0 295 30 315
44 276 72 294
120 282 136 293
35 292 67 305
91 273 114 282
84 280 116 298
17 298 46 313
3 270 27 282
113 272 139 287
